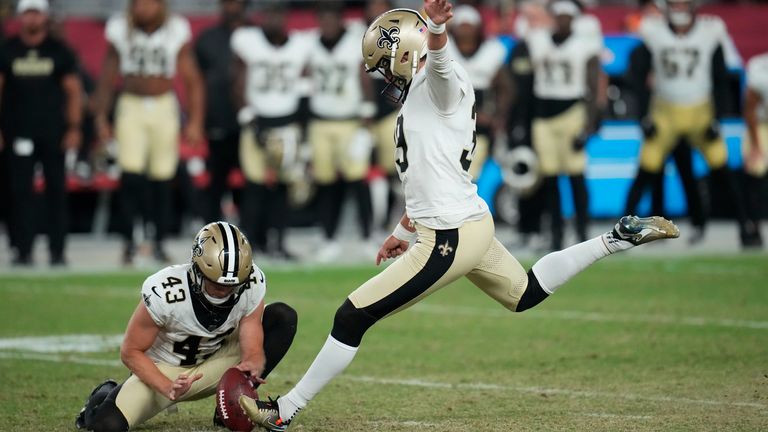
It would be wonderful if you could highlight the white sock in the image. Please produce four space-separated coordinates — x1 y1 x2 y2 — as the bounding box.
531 232 633 294
278 335 358 421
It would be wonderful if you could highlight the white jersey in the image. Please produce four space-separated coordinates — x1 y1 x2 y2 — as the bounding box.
447 38 507 91
746 53 768 122
528 29 601 100
105 13 191 79
231 28 312 118
639 15 728 105
396 42 489 230
140 263 266 367
308 22 366 118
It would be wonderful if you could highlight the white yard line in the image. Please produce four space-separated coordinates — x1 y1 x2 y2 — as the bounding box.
2 351 765 411
411 304 768 330
580 412 654 420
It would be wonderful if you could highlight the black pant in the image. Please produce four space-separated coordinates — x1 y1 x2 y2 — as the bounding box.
206 131 241 222
241 181 289 252
8 135 67 259
650 141 706 227
317 180 372 241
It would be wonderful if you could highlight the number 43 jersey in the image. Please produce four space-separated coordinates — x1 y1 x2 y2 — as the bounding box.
139 263 266 366
639 15 728 105
106 13 191 79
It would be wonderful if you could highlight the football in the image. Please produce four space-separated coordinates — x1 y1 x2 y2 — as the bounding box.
215 368 259 432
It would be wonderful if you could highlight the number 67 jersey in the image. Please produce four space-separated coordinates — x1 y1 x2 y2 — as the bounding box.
139 263 266 367
639 15 728 105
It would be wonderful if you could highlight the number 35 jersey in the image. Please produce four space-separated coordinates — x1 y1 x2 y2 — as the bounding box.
139 263 266 366
231 27 313 118
639 15 728 105
105 13 191 79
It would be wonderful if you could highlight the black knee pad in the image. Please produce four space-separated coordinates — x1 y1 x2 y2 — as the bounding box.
264 302 298 331
515 269 549 312
89 386 128 432
330 299 379 347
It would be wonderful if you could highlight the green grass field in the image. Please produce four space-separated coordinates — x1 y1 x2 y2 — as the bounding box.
1 255 767 431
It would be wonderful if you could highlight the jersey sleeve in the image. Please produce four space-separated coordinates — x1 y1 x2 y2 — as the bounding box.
104 14 126 46
426 41 467 115
140 273 172 327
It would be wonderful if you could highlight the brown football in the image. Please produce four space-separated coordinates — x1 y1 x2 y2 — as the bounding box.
215 368 258 432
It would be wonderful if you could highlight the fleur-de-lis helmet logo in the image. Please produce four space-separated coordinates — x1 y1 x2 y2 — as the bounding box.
377 26 400 50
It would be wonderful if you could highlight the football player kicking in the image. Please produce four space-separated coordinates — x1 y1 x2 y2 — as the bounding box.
75 222 297 432
241 1 679 430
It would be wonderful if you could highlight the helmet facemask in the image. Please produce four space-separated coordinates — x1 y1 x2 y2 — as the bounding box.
664 0 695 27
362 8 428 104
189 263 252 310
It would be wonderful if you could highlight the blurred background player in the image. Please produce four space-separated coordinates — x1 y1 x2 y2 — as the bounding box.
365 0 402 230
195 0 249 222
742 51 768 237
74 222 297 432
308 2 374 262
94 0 205 264
527 0 605 250
447 4 511 180
0 0 82 266
232 2 311 259
623 0 762 248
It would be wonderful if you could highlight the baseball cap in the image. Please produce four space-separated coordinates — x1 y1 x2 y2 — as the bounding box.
17 0 50 14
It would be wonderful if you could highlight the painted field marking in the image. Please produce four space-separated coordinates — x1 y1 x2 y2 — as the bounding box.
580 412 654 420
0 334 124 353
411 304 768 330
1 350 765 412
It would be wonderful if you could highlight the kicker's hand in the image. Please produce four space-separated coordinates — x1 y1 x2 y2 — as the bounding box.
376 235 410 265
424 0 454 25
167 372 203 401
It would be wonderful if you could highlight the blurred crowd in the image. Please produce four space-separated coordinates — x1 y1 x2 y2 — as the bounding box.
0 0 765 267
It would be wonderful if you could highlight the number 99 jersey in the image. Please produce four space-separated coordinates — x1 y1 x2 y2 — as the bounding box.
639 15 728 105
106 13 192 79
139 263 266 367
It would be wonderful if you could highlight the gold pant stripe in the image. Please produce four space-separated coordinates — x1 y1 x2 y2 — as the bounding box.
115 92 180 180
348 214 528 317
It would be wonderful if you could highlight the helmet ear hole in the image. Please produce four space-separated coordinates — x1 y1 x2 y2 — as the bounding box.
400 51 409 64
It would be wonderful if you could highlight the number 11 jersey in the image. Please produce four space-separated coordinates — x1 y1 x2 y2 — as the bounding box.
139 263 266 366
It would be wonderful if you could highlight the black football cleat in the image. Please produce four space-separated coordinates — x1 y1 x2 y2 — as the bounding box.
75 379 118 429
